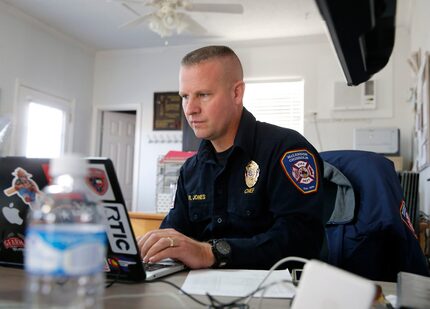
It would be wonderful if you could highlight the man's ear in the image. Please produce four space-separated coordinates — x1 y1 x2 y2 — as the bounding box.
233 81 245 105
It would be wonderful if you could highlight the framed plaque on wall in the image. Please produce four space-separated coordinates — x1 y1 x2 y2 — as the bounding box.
153 92 182 130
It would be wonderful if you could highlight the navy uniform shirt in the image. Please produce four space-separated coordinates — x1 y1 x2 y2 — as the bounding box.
161 108 325 269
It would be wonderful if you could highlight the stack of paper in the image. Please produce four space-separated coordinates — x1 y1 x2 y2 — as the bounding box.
181 269 295 298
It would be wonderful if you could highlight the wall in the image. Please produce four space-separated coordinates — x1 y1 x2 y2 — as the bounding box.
0 2 95 155
410 0 430 215
94 31 412 212
311 27 413 166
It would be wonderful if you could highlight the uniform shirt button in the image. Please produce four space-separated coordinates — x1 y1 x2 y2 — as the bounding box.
217 217 223 224
246 210 251 216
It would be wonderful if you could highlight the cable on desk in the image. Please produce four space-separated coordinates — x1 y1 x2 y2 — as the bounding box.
244 256 308 306
105 269 121 288
102 256 306 308
208 279 294 309
157 277 293 309
157 279 210 307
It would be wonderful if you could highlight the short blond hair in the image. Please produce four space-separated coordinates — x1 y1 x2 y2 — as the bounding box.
181 45 243 79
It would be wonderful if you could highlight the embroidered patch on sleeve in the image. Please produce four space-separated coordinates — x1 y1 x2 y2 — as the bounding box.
280 149 319 194
399 200 417 238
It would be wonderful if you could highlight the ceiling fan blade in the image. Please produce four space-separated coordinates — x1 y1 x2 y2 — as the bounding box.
110 0 147 4
119 14 152 29
176 13 207 35
185 3 244 14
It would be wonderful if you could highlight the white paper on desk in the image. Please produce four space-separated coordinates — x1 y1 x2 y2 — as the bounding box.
181 269 295 298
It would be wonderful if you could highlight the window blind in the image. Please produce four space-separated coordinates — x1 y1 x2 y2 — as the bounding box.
243 80 304 134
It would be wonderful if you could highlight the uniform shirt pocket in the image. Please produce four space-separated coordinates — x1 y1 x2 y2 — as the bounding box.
188 201 211 222
228 194 263 219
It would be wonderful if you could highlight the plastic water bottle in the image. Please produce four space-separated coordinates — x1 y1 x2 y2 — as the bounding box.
24 155 107 308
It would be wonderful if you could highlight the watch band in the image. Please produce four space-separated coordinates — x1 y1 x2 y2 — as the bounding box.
209 239 231 268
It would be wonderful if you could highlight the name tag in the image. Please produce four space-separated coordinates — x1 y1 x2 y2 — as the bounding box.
188 194 206 201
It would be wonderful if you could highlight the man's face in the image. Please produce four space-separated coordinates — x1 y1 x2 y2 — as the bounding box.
179 59 242 147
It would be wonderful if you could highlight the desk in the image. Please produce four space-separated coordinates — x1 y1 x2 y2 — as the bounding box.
0 266 396 309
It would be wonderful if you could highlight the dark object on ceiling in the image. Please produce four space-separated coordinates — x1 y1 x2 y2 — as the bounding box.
315 0 397 86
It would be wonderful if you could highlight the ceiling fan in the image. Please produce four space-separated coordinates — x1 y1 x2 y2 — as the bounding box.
116 0 244 38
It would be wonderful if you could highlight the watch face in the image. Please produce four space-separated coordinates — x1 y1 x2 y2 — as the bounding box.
215 240 231 255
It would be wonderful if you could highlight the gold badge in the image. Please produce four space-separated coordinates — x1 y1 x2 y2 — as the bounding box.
245 160 260 188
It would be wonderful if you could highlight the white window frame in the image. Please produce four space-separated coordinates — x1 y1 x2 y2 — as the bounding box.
243 78 304 134
11 80 75 157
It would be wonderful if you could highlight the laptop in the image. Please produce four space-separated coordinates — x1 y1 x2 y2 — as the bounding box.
0 156 184 281
87 157 185 281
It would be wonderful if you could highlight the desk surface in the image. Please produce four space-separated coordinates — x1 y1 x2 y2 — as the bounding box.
0 266 396 309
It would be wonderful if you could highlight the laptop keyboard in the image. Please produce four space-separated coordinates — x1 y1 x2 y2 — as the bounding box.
143 263 171 272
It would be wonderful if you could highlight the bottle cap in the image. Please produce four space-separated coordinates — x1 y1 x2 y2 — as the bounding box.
50 154 88 177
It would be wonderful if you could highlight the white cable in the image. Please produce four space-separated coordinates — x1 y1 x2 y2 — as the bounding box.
103 291 188 309
257 280 293 309
244 256 309 305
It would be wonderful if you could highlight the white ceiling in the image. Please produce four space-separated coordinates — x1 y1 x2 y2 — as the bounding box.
2 0 327 50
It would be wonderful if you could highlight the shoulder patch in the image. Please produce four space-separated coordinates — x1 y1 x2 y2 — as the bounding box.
280 149 319 194
399 200 417 238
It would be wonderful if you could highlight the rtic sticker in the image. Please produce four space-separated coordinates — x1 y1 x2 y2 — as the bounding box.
280 149 319 194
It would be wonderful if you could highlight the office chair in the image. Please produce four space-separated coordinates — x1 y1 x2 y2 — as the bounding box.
320 150 429 281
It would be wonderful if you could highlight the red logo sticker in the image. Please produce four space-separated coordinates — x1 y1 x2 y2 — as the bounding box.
87 168 108 196
4 236 25 250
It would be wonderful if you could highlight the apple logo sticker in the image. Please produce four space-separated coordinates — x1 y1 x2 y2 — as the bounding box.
2 203 23 225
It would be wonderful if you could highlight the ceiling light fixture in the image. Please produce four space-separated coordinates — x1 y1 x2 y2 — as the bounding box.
147 3 189 37
118 0 244 39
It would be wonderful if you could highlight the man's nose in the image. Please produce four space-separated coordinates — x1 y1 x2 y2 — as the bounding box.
184 97 199 115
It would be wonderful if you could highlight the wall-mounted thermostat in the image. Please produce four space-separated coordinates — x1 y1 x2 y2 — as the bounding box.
353 127 400 155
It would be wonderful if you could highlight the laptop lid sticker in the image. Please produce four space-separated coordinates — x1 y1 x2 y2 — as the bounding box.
87 164 115 201
3 167 42 209
103 202 137 255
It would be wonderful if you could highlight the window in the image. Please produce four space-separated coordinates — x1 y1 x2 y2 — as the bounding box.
243 80 304 134
25 102 66 158
14 84 73 158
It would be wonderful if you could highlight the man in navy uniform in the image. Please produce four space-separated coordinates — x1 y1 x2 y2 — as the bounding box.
138 45 325 269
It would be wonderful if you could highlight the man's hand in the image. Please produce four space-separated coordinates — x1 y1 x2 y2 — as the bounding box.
137 228 215 269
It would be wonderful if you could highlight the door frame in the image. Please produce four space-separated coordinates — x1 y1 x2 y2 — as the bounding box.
91 104 142 211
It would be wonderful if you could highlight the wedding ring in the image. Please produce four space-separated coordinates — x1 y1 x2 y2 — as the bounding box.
167 237 175 247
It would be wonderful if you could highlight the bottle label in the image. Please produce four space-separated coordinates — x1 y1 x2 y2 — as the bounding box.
25 225 106 276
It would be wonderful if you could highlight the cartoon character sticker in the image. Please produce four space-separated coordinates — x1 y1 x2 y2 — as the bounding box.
3 167 41 208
